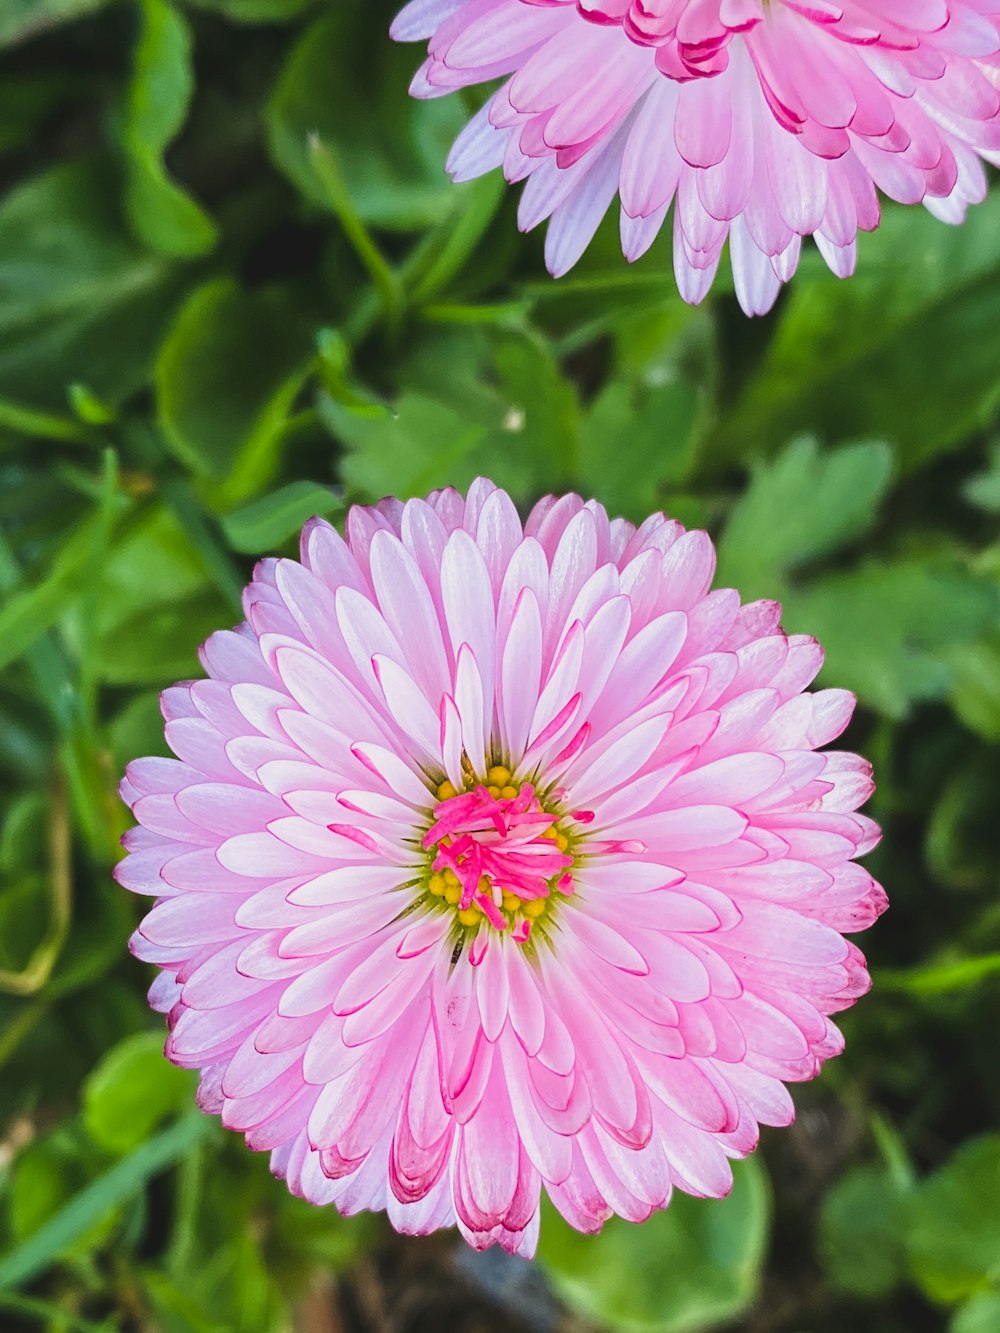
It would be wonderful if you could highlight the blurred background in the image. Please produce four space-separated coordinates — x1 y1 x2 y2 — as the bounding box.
1 1 999 1330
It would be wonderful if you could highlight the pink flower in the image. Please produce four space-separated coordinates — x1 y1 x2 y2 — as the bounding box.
391 0 1000 314
117 480 886 1256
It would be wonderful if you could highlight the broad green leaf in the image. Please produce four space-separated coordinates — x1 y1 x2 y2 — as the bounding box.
221 480 343 554
785 560 996 719
155 278 313 486
0 163 179 407
0 490 128 673
952 1291 1000 1333
820 1163 910 1299
83 1032 193 1155
949 635 1000 742
905 1135 1000 1305
0 1114 215 1290
722 195 1000 470
123 0 218 258
266 11 465 230
0 0 109 46
327 392 488 502
964 445 1000 513
716 436 894 596
537 1157 771 1333
579 379 699 522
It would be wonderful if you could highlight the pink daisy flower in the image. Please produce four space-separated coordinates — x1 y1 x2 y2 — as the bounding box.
391 0 1000 314
117 480 886 1257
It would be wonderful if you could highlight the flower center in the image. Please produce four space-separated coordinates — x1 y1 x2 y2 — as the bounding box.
420 767 580 945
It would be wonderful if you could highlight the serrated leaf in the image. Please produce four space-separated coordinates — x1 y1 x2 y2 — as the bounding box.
716 436 894 597
785 559 996 719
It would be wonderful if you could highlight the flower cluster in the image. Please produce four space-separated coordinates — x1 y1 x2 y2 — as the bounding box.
393 0 1000 313
117 481 885 1255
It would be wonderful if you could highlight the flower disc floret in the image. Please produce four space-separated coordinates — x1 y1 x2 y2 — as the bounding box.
419 772 581 946
116 478 886 1257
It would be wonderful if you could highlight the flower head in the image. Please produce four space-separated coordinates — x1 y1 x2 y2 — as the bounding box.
392 0 1000 314
117 480 885 1256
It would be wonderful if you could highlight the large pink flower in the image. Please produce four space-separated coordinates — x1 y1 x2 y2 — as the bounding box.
117 480 886 1256
392 0 1000 314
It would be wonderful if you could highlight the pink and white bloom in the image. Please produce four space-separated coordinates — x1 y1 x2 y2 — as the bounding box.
392 0 1000 314
117 480 886 1256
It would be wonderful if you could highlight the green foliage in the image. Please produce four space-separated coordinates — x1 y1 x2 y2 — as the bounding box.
1 0 999 1330
538 1158 771 1333
905 1135 1000 1305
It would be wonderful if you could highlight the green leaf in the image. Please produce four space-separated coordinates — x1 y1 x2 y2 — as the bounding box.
83 1032 193 1155
0 485 128 674
155 278 313 488
578 379 699 522
964 445 1000 514
950 634 1000 742
0 0 109 46
182 0 312 19
122 0 218 258
722 195 1000 471
537 1157 771 1333
716 436 894 597
266 11 466 231
0 1114 214 1290
0 162 179 407
905 1135 1000 1305
221 480 343 554
326 392 488 502
952 1291 1000 1333
820 1163 910 1299
785 560 996 719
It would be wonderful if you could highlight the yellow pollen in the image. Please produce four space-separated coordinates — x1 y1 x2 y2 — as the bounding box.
487 765 511 787
428 873 446 897
541 827 558 840
457 908 479 927
444 883 462 905
437 779 458 801
500 785 518 799
444 868 460 887
502 892 522 911
522 897 547 918
487 785 501 798
555 832 569 852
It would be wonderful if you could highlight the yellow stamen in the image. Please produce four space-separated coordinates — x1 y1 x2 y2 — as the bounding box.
428 873 446 897
457 908 479 927
555 832 569 852
487 765 511 788
487 785 501 798
444 884 462 905
444 868 460 887
500 785 518 799
522 898 547 918
541 827 558 840
437 779 458 801
502 892 522 911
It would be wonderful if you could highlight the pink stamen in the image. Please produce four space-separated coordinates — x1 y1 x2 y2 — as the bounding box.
426 781 577 938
